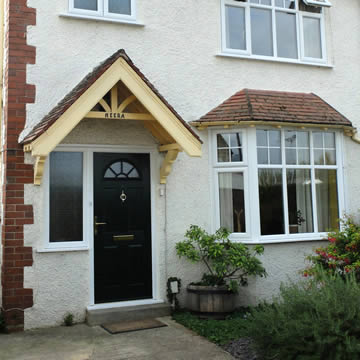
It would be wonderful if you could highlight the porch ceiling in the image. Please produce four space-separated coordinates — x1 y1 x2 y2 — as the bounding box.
21 49 202 185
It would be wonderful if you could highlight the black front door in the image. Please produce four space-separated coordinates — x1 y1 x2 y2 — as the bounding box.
94 153 152 304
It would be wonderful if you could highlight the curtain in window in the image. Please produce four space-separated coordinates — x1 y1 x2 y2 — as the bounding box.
287 169 313 233
219 173 234 232
316 170 339 232
219 172 246 233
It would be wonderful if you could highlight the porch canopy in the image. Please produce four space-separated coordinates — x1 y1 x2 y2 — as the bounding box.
190 89 354 132
21 49 202 185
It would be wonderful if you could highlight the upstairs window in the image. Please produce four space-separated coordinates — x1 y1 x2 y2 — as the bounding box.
222 0 329 64
69 0 136 21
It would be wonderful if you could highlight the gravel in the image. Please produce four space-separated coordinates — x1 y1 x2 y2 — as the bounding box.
222 338 262 360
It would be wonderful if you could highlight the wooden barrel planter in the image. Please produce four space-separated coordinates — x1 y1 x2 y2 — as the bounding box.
186 284 236 315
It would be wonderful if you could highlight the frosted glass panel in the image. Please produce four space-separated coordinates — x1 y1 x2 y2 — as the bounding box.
108 0 131 15
74 0 97 10
50 152 83 242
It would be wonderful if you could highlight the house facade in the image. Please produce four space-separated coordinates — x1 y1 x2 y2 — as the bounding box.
1 0 360 331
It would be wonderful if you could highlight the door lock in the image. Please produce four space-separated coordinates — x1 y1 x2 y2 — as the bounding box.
94 216 107 236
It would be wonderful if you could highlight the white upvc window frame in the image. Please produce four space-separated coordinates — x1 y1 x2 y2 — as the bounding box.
42 146 91 251
221 0 328 65
303 0 331 7
299 11 327 64
69 0 136 22
210 127 345 244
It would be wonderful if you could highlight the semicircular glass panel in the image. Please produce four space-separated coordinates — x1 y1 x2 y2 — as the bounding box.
104 160 140 180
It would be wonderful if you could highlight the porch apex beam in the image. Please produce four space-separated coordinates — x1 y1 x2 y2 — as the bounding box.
158 143 182 152
34 156 47 186
160 149 179 184
85 111 155 121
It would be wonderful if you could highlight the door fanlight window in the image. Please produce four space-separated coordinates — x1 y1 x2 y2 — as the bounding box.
104 160 140 179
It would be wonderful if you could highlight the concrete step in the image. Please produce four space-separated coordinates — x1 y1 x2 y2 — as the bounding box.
86 303 171 326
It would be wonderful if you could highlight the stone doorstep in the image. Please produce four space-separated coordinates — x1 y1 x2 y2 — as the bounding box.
86 303 171 326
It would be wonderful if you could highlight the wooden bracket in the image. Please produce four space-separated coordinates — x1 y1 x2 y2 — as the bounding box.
34 156 47 186
160 149 179 184
158 143 182 152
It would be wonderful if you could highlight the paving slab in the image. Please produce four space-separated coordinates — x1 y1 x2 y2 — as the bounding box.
0 317 234 360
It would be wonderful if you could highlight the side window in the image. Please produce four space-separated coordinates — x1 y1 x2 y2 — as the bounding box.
214 131 249 235
222 0 328 64
69 0 135 20
49 152 83 243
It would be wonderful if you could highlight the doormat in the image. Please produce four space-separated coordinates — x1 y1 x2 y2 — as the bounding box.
101 318 167 334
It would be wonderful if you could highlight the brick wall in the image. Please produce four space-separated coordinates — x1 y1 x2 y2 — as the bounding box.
1 0 36 332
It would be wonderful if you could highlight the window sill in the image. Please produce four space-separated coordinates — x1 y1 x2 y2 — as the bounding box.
230 236 327 245
216 53 334 68
37 247 89 253
241 238 327 245
59 13 145 27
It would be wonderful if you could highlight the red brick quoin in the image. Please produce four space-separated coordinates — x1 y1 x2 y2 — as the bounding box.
1 0 36 332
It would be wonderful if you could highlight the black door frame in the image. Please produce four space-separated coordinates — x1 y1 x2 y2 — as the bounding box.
89 147 156 306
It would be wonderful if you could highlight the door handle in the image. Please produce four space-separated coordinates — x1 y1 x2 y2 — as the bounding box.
113 235 134 241
94 216 107 236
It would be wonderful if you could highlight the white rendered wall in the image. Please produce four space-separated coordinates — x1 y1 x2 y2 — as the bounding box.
22 0 360 327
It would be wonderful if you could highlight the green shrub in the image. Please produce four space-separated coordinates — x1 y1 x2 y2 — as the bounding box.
244 272 360 360
63 313 74 327
304 217 360 280
176 225 266 292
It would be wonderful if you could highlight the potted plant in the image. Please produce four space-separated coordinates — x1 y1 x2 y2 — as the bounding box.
176 225 266 315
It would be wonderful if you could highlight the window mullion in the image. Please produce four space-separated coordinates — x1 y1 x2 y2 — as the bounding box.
310 132 319 233
272 8 277 58
281 131 290 235
99 0 104 16
295 12 301 60
246 5 252 55
249 128 261 240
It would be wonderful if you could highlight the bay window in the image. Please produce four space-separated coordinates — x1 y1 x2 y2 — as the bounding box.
213 128 343 242
69 0 135 20
222 0 328 64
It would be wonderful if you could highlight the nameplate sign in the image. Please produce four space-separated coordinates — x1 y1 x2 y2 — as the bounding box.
105 113 126 119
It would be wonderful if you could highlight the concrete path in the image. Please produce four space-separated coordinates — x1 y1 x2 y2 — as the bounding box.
0 317 234 360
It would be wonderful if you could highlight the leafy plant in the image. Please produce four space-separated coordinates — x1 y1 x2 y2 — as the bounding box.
63 313 74 327
173 310 249 345
176 225 266 292
244 271 360 360
304 217 360 280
